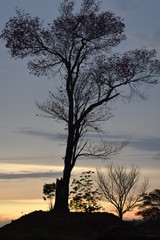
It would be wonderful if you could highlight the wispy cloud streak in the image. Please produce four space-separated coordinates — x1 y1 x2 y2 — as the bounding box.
15 127 66 141
16 128 160 153
0 171 62 180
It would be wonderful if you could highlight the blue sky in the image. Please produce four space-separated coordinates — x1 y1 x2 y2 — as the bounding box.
0 0 160 166
0 0 160 223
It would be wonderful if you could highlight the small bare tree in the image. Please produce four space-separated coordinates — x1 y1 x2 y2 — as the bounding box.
96 163 149 220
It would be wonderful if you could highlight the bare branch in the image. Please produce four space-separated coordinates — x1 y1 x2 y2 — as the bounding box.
79 141 127 158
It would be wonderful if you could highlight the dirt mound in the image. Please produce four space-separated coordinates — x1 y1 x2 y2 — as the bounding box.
0 211 123 240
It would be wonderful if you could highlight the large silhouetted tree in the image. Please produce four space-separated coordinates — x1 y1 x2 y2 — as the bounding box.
1 0 160 212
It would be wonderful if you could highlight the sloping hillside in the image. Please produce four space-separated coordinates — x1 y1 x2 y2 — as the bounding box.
0 211 125 240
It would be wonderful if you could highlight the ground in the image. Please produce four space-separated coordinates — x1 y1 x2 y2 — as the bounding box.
0 211 159 240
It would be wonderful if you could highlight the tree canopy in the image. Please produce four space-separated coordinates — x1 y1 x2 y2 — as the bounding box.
43 183 56 211
70 171 102 213
136 189 160 220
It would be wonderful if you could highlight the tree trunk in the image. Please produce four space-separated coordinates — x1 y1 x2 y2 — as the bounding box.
54 168 71 212
54 178 69 212
118 210 123 220
54 107 74 212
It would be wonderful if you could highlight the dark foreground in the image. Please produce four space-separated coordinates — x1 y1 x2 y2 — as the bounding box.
0 211 160 240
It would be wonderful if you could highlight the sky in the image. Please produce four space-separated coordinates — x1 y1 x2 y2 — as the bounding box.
0 0 160 225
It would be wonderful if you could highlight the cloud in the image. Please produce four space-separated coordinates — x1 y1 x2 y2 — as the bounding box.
90 133 160 153
105 134 160 153
0 171 62 180
86 132 130 142
129 136 160 152
15 128 66 141
153 153 160 161
16 128 160 153
106 134 160 152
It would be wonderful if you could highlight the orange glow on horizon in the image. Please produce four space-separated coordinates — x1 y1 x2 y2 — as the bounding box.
0 162 158 225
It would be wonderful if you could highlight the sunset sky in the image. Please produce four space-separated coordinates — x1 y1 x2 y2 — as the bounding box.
0 0 160 225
